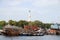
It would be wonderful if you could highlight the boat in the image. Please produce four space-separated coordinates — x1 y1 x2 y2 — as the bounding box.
2 25 20 36
19 33 44 36
2 25 44 36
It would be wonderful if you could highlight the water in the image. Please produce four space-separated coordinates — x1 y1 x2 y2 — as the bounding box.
0 35 60 40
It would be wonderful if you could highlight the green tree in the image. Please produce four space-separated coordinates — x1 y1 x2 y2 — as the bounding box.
44 23 51 29
17 20 28 28
28 20 44 27
33 20 43 27
8 20 17 26
0 21 7 29
0 21 7 26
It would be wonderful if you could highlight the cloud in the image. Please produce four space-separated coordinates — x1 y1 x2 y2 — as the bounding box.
32 0 59 7
1 0 22 6
1 0 33 6
0 0 60 23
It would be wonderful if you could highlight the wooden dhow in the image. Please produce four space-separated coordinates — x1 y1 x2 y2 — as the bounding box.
2 24 21 36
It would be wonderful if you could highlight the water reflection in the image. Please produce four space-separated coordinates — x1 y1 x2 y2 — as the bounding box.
0 35 60 40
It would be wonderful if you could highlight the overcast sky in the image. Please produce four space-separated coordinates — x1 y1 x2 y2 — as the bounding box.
0 0 60 23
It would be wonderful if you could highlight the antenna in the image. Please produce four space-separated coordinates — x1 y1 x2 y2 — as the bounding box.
28 10 31 21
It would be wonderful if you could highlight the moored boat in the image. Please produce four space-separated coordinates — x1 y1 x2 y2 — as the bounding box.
2 25 20 36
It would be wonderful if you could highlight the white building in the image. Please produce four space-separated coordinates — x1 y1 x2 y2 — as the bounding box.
51 23 60 29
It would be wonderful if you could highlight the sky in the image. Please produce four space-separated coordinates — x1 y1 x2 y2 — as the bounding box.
0 0 60 23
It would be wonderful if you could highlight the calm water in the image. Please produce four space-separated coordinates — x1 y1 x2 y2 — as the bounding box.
0 35 60 40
